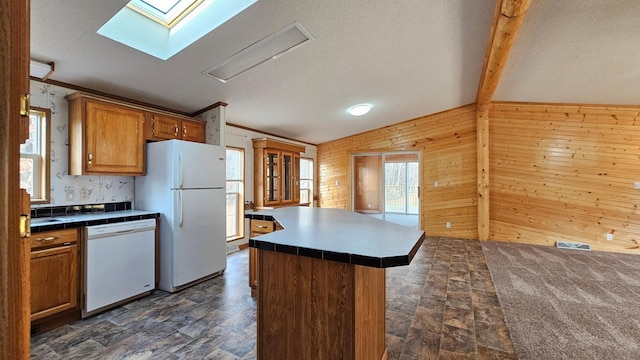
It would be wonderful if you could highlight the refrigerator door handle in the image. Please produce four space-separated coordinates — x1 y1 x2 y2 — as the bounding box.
178 190 184 227
178 152 184 189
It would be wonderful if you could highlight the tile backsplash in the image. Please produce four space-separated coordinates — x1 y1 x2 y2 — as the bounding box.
30 81 135 208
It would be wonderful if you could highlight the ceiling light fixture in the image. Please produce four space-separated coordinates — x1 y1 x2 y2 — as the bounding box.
202 22 314 83
348 104 372 116
30 60 55 80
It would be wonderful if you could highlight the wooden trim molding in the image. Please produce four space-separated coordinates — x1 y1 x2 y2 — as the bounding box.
477 110 490 240
227 122 318 147
190 101 228 117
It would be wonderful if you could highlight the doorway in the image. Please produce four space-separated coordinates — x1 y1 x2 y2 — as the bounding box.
352 152 420 229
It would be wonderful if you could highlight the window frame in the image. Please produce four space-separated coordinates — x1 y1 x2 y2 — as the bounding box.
225 146 245 241
299 157 314 206
20 107 51 204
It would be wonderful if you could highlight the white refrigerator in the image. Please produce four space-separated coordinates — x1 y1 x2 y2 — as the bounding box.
135 140 227 292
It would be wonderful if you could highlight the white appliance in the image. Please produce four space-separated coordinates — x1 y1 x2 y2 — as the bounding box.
135 140 226 292
84 219 156 317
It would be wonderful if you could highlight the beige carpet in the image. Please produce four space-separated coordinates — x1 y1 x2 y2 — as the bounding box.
482 241 640 360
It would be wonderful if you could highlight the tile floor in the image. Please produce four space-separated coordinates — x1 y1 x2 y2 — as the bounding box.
30 237 515 359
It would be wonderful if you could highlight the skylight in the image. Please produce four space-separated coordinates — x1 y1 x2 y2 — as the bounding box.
98 0 257 60
127 0 202 28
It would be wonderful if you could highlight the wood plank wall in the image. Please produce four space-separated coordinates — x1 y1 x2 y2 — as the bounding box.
317 104 478 239
489 102 640 253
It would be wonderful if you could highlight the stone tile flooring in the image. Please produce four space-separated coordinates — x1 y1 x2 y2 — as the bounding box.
30 237 515 359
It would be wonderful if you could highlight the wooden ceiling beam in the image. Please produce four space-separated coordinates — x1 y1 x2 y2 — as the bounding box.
476 0 532 112
476 0 532 241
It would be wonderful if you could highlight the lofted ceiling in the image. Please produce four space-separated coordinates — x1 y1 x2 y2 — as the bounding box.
30 0 640 145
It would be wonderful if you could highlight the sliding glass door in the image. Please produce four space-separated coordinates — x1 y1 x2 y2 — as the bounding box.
352 152 420 229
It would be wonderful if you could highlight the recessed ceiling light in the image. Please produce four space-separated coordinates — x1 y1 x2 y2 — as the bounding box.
348 104 372 116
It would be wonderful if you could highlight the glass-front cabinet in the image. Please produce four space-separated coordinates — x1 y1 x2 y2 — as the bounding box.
253 138 305 209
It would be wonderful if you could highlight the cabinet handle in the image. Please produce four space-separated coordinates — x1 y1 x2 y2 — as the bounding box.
256 225 268 229
36 236 60 242
174 125 179 137
183 126 187 136
88 151 93 164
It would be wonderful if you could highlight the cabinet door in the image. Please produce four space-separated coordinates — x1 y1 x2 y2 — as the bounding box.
30 244 78 321
264 150 280 206
181 119 206 143
281 152 293 204
149 113 180 140
85 101 145 175
293 154 301 203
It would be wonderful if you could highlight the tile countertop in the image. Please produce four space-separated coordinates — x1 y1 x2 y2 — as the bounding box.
30 210 159 233
246 207 425 268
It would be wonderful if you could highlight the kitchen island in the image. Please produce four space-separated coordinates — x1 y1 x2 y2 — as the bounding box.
247 207 425 360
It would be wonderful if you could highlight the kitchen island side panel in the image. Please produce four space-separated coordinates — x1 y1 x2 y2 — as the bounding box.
257 249 386 360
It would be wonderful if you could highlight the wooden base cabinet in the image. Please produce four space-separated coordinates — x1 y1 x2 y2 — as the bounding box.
30 228 79 322
249 219 276 297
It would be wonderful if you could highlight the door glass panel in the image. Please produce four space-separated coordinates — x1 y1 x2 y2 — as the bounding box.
385 162 406 213
266 152 279 202
282 153 292 201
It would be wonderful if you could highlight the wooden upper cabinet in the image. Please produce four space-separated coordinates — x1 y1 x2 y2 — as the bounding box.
148 113 180 140
67 93 145 176
146 113 206 143
253 138 305 209
181 119 206 143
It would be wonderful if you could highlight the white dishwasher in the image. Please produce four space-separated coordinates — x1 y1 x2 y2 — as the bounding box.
84 219 156 317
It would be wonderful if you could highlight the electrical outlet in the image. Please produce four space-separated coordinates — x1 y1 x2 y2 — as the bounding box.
634 182 640 190
606 234 613 241
446 222 451 229
434 181 439 187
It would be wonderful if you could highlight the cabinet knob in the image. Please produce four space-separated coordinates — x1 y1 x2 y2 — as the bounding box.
183 126 187 136
174 125 179 137
88 151 93 164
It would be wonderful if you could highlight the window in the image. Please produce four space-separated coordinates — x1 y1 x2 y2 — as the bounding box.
299 158 313 205
226 147 244 241
20 108 50 203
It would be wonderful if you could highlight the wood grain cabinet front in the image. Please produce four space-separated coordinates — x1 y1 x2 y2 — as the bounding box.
181 118 206 143
249 219 276 297
67 93 146 176
253 138 305 209
30 228 79 322
146 113 206 143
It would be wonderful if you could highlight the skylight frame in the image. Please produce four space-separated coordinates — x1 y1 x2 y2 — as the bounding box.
98 0 258 60
127 0 204 28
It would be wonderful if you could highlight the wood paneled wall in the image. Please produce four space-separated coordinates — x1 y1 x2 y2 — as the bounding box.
490 103 640 253
318 105 478 239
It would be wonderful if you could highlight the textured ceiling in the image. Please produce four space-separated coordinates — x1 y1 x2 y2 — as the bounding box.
30 0 639 145
494 0 640 105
